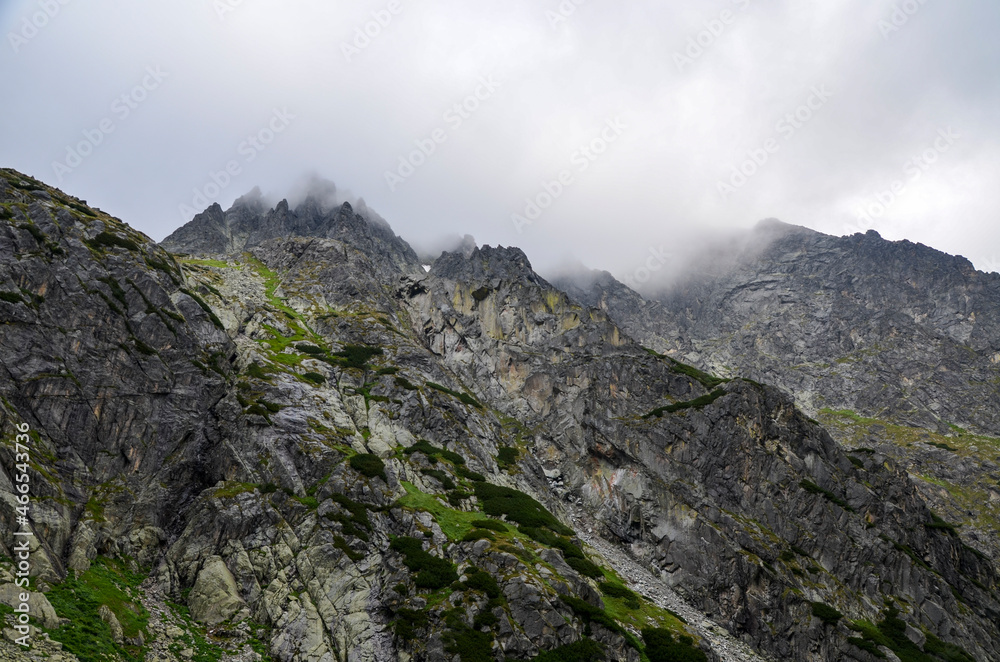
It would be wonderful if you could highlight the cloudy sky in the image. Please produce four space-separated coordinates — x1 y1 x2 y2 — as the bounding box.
2 0 999 280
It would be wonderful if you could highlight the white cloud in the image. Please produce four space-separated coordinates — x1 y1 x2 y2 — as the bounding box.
1 0 999 274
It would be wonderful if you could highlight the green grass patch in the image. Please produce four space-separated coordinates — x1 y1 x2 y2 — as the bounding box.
180 258 231 268
46 556 149 661
599 582 640 609
213 481 260 499
398 482 485 541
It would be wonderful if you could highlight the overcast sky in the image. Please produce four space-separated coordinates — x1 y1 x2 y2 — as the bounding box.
2 0 999 280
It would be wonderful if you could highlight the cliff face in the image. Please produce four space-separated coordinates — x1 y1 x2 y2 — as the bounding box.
1 172 997 662
559 221 1000 438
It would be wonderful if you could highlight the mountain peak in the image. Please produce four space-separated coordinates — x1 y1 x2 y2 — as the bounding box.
160 185 422 274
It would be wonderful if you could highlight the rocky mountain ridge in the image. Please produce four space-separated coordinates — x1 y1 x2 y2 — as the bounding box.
0 170 997 662
556 221 1000 437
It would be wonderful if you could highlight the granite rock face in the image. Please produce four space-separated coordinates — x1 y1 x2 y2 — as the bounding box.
1 172 997 662
557 221 1000 437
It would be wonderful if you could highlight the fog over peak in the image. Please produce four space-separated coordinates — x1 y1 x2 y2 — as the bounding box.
2 1 999 278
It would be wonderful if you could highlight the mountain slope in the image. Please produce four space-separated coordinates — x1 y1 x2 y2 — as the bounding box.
564 221 1000 438
1 172 997 662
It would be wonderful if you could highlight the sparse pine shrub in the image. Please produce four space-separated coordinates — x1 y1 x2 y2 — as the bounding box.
426 382 484 409
447 490 472 507
471 519 507 533
296 343 325 355
421 468 456 491
566 556 603 579
350 453 386 480
799 479 854 512
533 639 606 662
395 375 419 390
457 466 486 482
925 512 959 536
474 483 574 535
404 439 466 465
472 608 498 630
334 536 363 562
333 344 383 369
393 608 428 640
462 569 501 599
642 627 708 662
85 231 140 252
643 389 727 419
811 602 843 625
444 626 493 662
303 372 326 385
496 446 519 470
246 362 271 380
462 529 495 543
390 537 458 590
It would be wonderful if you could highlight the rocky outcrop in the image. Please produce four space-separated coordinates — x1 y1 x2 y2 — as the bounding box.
161 187 423 278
